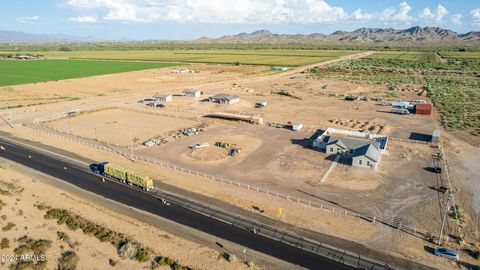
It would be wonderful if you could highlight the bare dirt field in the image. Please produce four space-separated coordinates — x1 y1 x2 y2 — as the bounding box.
0 63 266 110
46 108 199 146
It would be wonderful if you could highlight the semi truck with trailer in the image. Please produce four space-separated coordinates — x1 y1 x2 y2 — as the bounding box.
90 162 153 191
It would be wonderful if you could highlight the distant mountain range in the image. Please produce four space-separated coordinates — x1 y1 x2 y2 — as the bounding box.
195 26 480 45
1 26 479 44
0 30 93 43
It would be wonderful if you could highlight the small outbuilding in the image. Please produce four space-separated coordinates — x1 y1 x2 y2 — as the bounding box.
432 130 441 144
154 94 173 103
292 123 303 131
209 94 240 105
415 103 432 115
184 90 203 98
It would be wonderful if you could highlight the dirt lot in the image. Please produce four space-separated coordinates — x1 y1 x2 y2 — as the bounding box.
47 108 199 146
137 121 441 229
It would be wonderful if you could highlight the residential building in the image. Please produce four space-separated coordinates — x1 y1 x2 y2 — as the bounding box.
312 128 388 171
326 136 382 170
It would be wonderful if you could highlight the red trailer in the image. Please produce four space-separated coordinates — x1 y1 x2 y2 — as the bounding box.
415 104 432 115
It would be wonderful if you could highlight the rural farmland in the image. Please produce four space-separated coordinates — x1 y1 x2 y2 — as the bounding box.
3 49 356 67
0 59 177 86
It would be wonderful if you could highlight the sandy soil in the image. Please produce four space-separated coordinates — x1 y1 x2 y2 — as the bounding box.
47 108 199 146
0 162 257 270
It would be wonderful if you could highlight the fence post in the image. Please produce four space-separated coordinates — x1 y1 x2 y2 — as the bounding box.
373 217 376 223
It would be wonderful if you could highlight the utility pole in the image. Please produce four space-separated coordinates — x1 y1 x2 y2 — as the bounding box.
129 128 134 158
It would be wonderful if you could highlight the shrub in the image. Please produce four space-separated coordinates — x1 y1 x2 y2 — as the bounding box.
82 223 98 235
2 222 15 231
474 250 480 260
154 256 166 266
0 238 9 249
275 90 301 100
34 202 50 210
136 248 150 262
108 258 116 266
166 257 174 266
247 260 254 268
58 251 79 270
227 253 237 263
57 231 70 242
0 162 10 170
30 239 51 255
14 244 30 255
118 242 137 260
17 235 29 243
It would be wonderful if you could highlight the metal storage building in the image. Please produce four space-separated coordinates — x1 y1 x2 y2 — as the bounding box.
415 103 432 115
184 90 203 98
208 94 240 105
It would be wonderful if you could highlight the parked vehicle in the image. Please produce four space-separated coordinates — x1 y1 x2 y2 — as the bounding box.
189 143 210 149
146 102 165 108
392 108 410 115
90 162 153 191
433 248 459 261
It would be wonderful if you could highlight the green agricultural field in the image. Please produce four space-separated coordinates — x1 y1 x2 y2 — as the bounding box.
0 59 176 87
366 51 437 62
7 49 355 67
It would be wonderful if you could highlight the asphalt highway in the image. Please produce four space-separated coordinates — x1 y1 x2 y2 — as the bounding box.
0 137 356 270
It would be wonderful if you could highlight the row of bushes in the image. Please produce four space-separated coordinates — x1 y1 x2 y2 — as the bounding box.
9 236 51 270
43 208 191 269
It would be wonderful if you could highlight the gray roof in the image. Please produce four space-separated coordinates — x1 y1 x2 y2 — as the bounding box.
154 94 172 98
326 136 372 150
210 93 239 101
327 136 381 161
352 144 381 162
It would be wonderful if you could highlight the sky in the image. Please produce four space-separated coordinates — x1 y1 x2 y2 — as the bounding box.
2 0 480 40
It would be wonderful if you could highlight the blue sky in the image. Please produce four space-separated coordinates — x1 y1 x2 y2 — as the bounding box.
2 0 480 40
